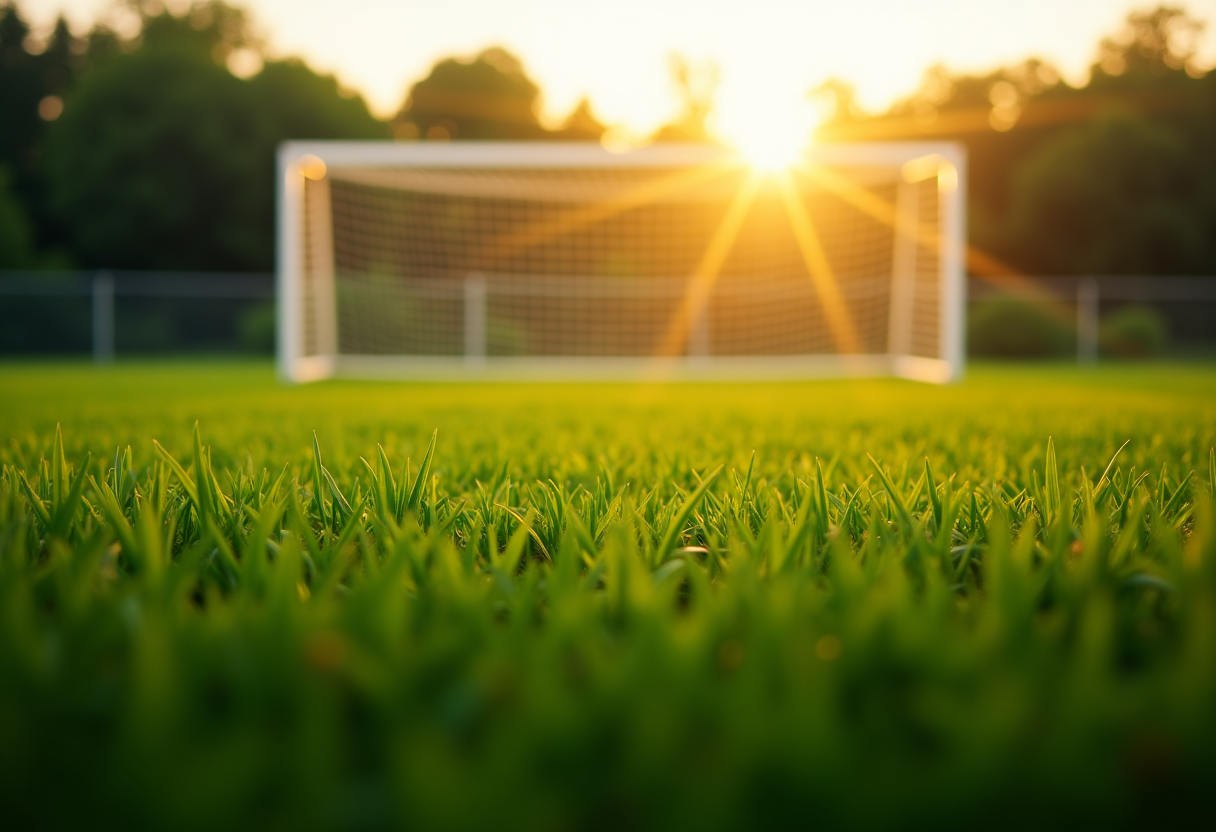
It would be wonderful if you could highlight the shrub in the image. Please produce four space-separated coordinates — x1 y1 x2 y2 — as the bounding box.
238 301 276 354
967 296 1074 358
1099 304 1169 358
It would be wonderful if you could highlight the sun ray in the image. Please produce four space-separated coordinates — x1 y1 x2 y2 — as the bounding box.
775 175 862 354
652 172 762 361
797 164 901 231
474 160 740 271
798 163 1072 320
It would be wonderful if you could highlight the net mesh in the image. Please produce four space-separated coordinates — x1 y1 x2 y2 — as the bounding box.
297 160 944 364
910 177 942 359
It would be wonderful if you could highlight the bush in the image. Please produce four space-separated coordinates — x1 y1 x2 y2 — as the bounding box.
1099 304 1169 358
238 301 276 354
0 166 36 269
967 296 1074 358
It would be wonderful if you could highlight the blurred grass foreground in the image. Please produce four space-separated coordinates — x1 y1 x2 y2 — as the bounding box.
1 363 1214 829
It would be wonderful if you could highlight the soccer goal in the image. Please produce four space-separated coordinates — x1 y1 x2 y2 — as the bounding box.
277 141 965 383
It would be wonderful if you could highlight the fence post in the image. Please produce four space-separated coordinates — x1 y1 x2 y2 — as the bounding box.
464 272 487 367
1077 276 1099 365
92 270 115 364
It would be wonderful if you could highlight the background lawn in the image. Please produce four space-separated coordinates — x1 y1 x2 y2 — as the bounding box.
4 361 1214 480
1 361 1215 830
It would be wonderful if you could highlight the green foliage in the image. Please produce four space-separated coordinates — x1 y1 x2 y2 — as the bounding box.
134 0 257 62
391 47 605 143
248 59 390 143
1 363 1214 829
237 301 276 354
8 1 1216 277
0 165 36 268
1004 115 1210 275
45 44 387 272
396 47 547 141
45 49 258 271
0 5 105 261
0 1 388 273
1101 304 1170 358
819 5 1216 278
967 296 1075 358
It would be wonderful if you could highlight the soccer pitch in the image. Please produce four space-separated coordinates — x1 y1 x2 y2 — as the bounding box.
2 362 1215 829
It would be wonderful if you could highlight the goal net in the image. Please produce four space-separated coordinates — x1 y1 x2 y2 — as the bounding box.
277 142 964 383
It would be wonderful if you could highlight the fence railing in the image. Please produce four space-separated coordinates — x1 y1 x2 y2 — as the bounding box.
1 270 1213 362
968 275 1216 362
0 270 274 361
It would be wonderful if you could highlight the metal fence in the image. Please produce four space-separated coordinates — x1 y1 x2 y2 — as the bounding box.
0 270 274 360
1 270 1213 362
968 275 1216 361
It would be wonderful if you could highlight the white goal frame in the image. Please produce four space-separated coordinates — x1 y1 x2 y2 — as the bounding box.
277 141 966 383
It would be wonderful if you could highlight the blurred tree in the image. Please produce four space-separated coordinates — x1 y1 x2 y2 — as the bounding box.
1092 5 1205 78
46 49 263 270
394 47 546 140
0 2 153 263
819 58 1072 221
0 165 37 268
133 0 258 62
553 97 607 141
809 78 867 125
993 6 1216 275
0 4 42 218
651 55 719 143
394 49 609 142
816 4 1216 276
1002 114 1210 275
0 5 92 258
43 1 387 272
249 58 389 142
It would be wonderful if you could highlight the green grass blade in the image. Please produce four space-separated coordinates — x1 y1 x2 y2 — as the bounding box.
406 429 438 515
1045 437 1061 525
311 431 330 529
925 458 943 530
867 455 913 531
655 464 723 561
152 440 200 512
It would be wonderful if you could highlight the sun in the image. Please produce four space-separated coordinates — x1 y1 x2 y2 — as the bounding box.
718 104 817 173
733 128 810 172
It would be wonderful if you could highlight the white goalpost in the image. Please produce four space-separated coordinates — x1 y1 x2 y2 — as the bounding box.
277 141 965 383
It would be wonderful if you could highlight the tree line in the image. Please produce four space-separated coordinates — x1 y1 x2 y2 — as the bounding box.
817 6 1216 278
1 1 1213 277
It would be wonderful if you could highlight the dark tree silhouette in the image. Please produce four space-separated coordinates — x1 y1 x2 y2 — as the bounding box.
7 0 1215 279
816 4 1216 276
0 5 97 259
0 167 36 268
554 97 607 141
394 48 612 142
44 1 388 271
650 54 720 143
1004 114 1210 275
394 47 547 141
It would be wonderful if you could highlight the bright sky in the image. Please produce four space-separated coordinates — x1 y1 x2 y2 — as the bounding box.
20 0 1216 143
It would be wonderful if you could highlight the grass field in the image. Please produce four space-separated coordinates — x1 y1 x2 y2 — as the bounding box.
3 361 1216 830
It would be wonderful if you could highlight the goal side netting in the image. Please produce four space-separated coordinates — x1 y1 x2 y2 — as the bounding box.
277 142 965 383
